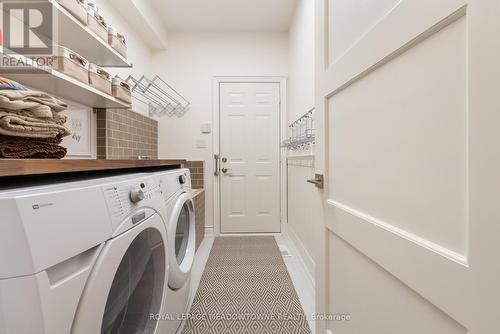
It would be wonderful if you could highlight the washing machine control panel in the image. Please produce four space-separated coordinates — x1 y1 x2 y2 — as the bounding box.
102 177 162 229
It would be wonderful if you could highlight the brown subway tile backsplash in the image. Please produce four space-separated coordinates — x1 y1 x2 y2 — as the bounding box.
186 161 204 189
96 108 158 160
194 190 205 252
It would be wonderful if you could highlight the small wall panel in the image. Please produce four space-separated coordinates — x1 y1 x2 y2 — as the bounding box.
328 232 467 334
255 115 275 162
255 175 274 216
328 17 467 255
328 0 400 65
229 116 246 163
229 176 247 216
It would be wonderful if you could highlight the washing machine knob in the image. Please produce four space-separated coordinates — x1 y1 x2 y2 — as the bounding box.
130 189 145 203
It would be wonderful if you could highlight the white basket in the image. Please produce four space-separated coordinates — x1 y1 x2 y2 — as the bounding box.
87 8 108 42
52 45 89 84
112 76 132 104
57 0 88 25
108 26 127 59
89 64 112 95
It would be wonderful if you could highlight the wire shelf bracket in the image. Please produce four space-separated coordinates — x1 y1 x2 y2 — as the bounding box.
282 108 316 150
126 75 190 117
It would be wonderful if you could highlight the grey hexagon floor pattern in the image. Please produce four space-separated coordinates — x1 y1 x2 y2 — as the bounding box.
182 236 311 334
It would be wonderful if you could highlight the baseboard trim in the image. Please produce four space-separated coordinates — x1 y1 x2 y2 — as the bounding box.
219 233 283 237
287 226 316 288
204 226 215 237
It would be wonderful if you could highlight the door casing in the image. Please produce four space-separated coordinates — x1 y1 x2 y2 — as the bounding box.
212 76 288 236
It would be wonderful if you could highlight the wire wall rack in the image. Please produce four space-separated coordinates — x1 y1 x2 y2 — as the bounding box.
126 75 190 117
282 108 315 150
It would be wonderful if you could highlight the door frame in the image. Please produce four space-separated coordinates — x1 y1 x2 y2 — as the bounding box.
212 76 288 236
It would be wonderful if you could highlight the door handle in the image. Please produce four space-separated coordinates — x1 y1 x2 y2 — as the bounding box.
307 174 324 189
214 154 220 176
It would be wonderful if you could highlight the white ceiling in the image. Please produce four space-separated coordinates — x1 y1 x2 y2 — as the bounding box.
150 0 299 32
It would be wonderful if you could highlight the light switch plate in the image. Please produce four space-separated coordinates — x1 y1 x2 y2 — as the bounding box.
196 139 208 148
201 123 212 134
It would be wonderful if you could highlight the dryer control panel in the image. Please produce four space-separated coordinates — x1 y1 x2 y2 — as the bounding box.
157 170 191 202
102 176 162 232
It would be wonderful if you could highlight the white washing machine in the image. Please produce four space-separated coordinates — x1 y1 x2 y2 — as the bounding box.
0 173 170 334
154 169 196 334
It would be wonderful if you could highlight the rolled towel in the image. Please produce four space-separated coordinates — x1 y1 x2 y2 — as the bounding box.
0 135 67 159
0 76 26 90
0 90 68 118
0 111 71 139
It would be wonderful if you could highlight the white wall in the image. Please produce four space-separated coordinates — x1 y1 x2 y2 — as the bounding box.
288 0 315 123
286 0 321 280
287 158 323 279
151 32 289 230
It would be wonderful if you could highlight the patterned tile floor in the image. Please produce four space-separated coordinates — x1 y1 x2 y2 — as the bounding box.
182 236 312 334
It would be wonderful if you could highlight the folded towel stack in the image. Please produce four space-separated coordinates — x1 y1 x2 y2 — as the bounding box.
0 135 67 159
0 77 71 159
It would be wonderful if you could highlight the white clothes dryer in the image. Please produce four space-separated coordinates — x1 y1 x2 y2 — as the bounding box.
154 169 196 334
0 173 170 334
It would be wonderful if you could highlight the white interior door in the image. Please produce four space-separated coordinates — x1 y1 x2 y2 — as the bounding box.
315 0 500 333
219 82 281 233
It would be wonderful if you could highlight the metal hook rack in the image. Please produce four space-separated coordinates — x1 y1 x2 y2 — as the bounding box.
282 108 316 150
125 75 190 118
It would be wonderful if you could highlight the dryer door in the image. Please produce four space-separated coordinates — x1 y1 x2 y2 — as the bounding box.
72 214 168 334
167 192 196 290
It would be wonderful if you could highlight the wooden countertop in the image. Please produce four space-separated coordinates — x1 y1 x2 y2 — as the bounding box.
0 159 186 178
192 188 205 197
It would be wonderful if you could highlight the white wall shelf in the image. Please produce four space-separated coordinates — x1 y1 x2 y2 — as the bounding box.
50 0 132 67
3 0 133 108
7 0 132 67
6 66 131 109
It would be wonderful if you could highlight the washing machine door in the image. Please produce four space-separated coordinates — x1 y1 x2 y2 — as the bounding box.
167 192 196 290
72 213 168 334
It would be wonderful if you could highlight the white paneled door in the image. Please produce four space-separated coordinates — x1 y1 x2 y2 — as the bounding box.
219 82 281 233
315 0 500 333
